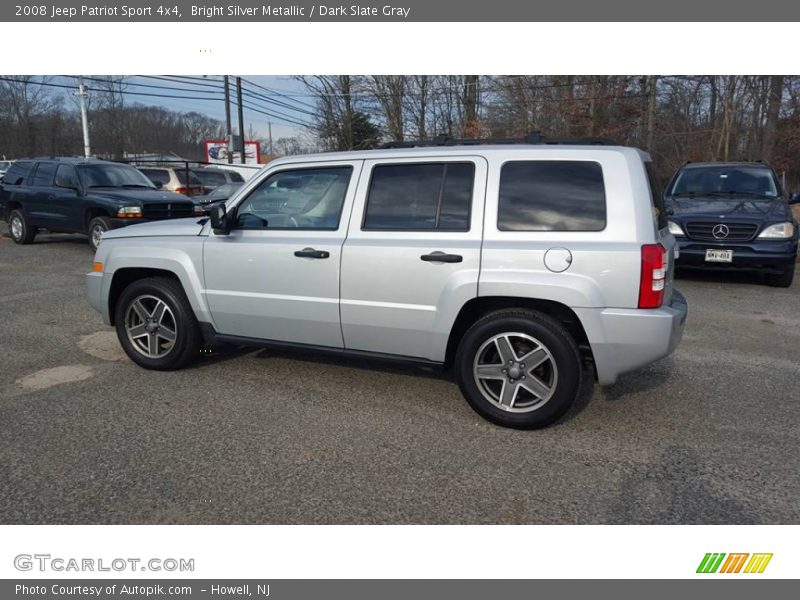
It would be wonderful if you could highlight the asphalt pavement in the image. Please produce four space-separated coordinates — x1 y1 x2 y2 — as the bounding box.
1 225 798 524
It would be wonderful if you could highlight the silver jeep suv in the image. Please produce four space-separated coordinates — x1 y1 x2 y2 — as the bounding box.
87 137 687 429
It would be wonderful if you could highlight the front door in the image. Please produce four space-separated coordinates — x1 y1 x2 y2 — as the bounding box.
203 161 362 348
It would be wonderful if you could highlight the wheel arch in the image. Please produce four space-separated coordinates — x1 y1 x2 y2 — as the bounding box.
84 206 111 231
445 296 593 369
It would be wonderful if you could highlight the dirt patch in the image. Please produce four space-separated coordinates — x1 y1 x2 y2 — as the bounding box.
16 365 94 391
78 331 127 362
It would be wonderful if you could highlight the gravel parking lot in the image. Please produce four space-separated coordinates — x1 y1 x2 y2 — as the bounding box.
1 224 798 524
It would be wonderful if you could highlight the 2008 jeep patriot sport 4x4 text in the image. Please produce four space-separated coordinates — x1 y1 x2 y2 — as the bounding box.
87 136 688 429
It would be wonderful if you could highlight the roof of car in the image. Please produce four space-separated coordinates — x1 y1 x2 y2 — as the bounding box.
266 144 648 167
30 157 132 166
681 161 773 169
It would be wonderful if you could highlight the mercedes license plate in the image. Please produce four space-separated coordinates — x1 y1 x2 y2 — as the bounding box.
705 249 733 263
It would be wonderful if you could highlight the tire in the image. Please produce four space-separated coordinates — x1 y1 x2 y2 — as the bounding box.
8 209 35 244
114 276 201 370
87 216 111 252
454 309 582 429
765 265 795 288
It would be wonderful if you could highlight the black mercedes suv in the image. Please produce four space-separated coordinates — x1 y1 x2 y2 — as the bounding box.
665 161 799 287
1 157 198 251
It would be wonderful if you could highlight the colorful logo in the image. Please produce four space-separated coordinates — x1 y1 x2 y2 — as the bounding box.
696 553 773 574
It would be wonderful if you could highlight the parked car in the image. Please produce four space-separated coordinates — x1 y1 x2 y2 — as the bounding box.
191 166 244 192
1 157 198 251
665 161 799 287
0 159 14 179
138 166 204 196
192 182 244 214
87 136 687 429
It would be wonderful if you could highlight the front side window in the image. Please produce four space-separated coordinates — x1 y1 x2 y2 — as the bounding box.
235 166 352 230
363 162 474 231
55 164 79 189
498 161 606 231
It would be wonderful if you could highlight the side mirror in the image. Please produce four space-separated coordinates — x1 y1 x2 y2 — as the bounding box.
789 192 800 205
210 203 232 235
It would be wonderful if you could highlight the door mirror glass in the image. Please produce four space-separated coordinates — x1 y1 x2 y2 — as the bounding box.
210 203 231 235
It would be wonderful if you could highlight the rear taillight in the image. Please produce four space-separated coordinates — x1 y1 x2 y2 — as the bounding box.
175 186 188 196
639 243 667 309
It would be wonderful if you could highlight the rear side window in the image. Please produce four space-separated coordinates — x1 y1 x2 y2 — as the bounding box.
176 170 202 185
139 169 170 185
498 161 606 231
31 162 57 187
194 170 227 186
363 162 474 231
3 161 33 185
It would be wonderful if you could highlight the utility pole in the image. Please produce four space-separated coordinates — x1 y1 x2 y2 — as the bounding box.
236 77 246 164
77 79 91 158
268 122 273 157
223 75 232 164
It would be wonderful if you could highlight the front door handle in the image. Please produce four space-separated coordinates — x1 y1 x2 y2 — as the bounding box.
294 247 330 259
420 251 463 263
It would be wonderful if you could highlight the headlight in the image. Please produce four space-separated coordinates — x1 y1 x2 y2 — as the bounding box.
668 220 685 236
116 206 143 218
757 222 794 239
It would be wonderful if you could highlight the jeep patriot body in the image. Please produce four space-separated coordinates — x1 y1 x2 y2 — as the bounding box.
87 140 688 428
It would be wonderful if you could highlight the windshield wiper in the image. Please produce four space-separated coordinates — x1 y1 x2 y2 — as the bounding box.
120 184 154 189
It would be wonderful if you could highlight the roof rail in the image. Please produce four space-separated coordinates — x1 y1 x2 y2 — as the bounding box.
380 131 617 149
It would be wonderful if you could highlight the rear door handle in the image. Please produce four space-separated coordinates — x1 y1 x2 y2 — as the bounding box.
294 247 330 259
420 251 463 263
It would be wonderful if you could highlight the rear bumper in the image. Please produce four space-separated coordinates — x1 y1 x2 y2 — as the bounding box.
576 290 688 386
676 239 797 273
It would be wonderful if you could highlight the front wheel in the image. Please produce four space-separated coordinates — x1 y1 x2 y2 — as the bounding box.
454 309 582 429
87 216 111 252
114 276 201 370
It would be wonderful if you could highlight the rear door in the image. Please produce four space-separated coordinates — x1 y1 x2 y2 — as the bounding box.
27 161 59 228
340 156 487 362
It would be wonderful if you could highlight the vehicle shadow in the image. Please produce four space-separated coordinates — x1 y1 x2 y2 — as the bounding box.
188 343 259 369
606 445 760 524
675 267 766 286
599 357 674 403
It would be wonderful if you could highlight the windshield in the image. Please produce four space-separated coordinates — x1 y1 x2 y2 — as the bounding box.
78 163 156 189
668 166 779 199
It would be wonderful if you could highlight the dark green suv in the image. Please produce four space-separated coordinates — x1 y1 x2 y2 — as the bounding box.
1 157 197 251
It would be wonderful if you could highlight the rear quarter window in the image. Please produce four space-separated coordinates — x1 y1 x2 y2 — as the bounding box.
498 161 606 231
2 161 33 185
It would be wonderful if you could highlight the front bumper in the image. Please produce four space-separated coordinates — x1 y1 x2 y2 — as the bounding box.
575 290 688 386
675 238 797 273
86 271 111 325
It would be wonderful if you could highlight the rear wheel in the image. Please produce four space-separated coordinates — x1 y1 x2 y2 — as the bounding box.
765 265 795 288
454 309 582 429
8 209 35 244
114 276 201 370
87 216 111 252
